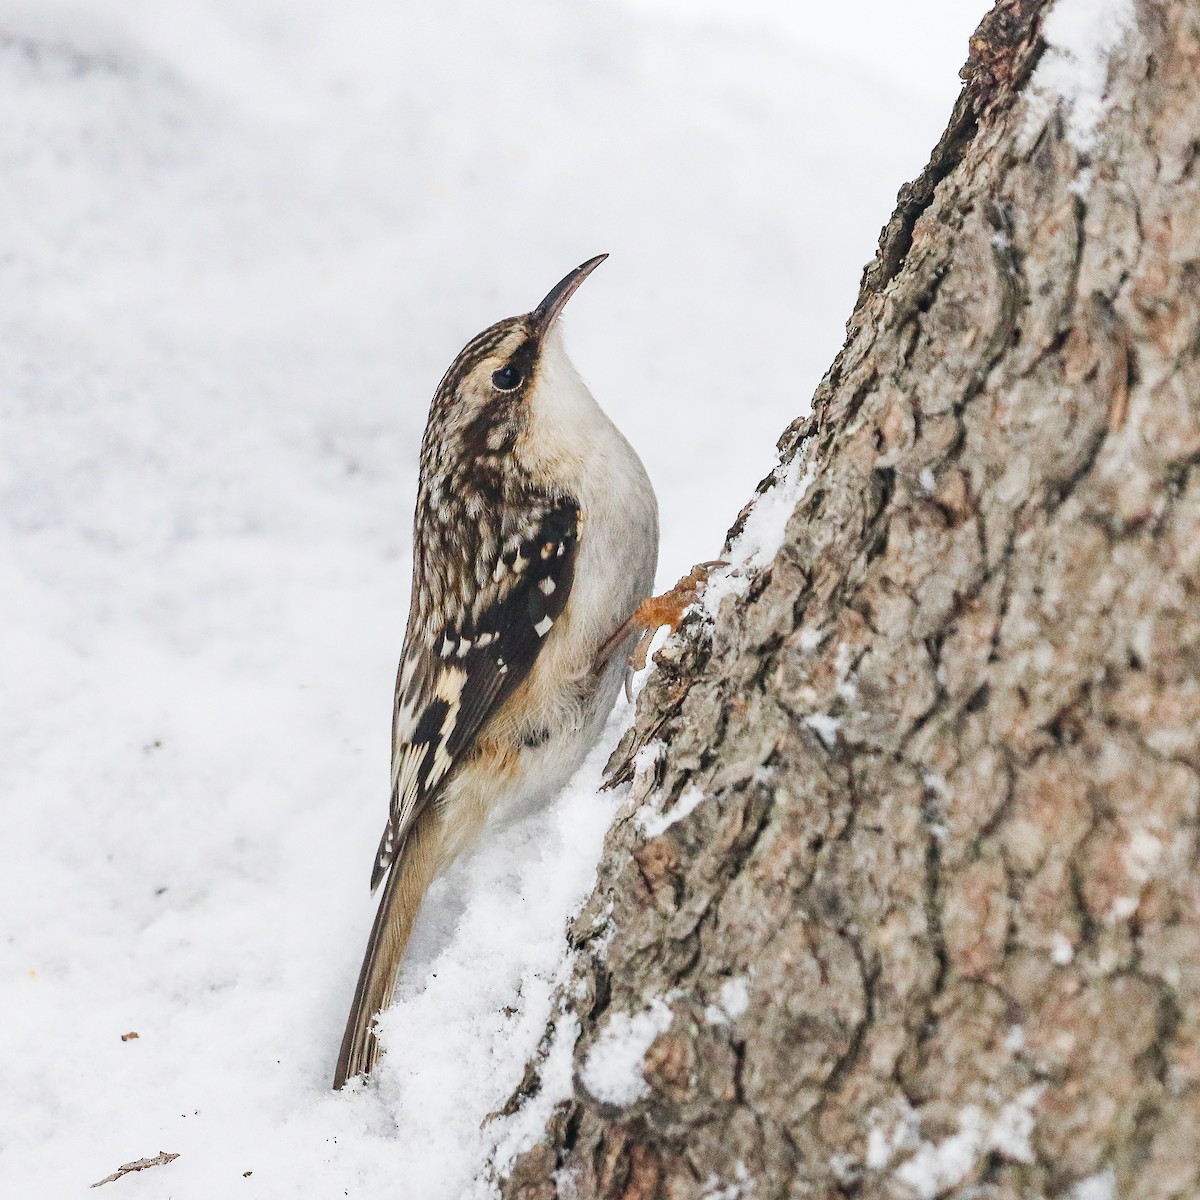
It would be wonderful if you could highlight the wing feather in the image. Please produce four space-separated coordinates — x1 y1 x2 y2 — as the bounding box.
369 498 579 890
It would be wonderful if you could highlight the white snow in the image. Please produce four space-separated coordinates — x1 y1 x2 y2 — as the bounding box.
892 1091 1042 1199
737 452 818 576
704 447 817 613
578 1000 674 1106
622 739 667 827
1026 0 1137 154
1124 825 1166 883
638 785 707 836
1053 931 1077 964
704 975 751 1026
716 976 751 1020
0 0 989 1195
798 626 826 652
1071 1169 1118 1200
697 1161 752 1200
491 1011 582 1177
866 1100 920 1170
988 1090 1042 1163
897 1121 982 1197
805 712 843 749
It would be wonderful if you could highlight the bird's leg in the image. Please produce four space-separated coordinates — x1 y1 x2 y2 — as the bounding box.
595 561 727 690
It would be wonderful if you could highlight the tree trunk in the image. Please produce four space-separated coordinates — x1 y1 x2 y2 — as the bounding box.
499 0 1200 1195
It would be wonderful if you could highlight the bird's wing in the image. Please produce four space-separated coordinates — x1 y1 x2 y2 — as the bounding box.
369 498 580 890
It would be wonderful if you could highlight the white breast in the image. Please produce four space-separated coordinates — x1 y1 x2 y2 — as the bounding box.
522 324 658 651
495 325 659 814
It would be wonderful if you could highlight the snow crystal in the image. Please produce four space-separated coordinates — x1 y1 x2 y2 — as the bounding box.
867 1126 894 1170
892 1091 1041 1198
829 1152 861 1186
716 976 751 1019
625 741 666 813
895 1119 983 1198
704 976 751 1025
805 712 842 749
696 1161 751 1200
735 450 816 574
866 1128 890 1170
579 1001 674 1106
1071 1169 1117 1200
1026 0 1136 154
988 1089 1041 1163
491 1012 581 1175
871 1091 1040 1197
1124 826 1165 883
797 625 826 652
638 785 707 836
866 1101 919 1170
703 447 815 614
698 1177 741 1200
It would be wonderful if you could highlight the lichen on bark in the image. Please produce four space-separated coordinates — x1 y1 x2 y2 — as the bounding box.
500 0 1200 1196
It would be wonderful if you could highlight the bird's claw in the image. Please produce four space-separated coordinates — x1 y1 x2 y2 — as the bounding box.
622 561 727 697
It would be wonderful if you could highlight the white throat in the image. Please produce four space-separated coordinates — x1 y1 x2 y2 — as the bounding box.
517 324 612 489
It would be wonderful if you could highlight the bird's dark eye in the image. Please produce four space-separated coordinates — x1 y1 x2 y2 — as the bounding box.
491 365 523 391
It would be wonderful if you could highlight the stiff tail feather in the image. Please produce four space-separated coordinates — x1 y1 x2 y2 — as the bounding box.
333 817 441 1089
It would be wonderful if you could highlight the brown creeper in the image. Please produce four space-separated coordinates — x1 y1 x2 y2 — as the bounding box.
333 255 659 1088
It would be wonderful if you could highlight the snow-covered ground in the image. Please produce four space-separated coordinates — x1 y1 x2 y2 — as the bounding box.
0 1 987 1195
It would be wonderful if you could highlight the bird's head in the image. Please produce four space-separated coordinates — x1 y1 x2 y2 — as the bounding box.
423 255 608 475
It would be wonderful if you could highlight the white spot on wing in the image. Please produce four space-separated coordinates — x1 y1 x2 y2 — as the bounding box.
538 577 555 595
534 615 554 637
435 668 467 703
432 742 454 780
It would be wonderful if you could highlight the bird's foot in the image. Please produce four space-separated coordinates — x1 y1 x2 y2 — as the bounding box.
627 561 724 670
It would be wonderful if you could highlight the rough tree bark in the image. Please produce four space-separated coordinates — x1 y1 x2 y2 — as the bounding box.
500 0 1200 1196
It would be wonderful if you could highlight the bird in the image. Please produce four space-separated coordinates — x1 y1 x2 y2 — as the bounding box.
333 254 659 1089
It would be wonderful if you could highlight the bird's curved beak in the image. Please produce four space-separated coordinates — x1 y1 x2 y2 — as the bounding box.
533 254 608 335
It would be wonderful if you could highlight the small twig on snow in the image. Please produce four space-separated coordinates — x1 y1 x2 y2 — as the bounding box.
90 1151 180 1188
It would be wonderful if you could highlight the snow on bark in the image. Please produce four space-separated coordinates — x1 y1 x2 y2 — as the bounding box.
1026 0 1136 152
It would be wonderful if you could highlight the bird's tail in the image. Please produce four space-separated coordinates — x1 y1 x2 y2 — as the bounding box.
333 816 442 1089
